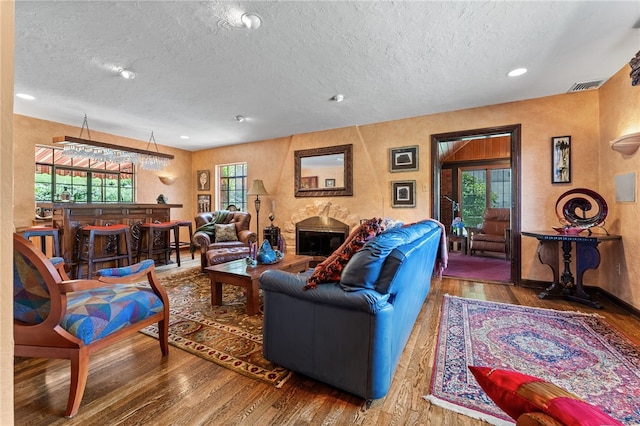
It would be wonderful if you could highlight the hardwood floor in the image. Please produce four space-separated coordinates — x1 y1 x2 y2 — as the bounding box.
14 259 640 425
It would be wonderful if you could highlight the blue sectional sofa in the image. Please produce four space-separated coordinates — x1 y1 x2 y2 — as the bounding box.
259 219 443 400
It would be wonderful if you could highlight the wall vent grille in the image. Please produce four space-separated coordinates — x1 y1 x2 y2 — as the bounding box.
567 79 605 92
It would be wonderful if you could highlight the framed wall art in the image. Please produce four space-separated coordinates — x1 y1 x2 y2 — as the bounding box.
300 176 318 189
391 180 416 208
390 145 419 172
551 136 571 184
197 170 210 191
197 194 211 213
325 178 336 187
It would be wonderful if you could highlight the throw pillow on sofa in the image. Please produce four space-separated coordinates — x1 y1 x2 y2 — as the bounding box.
214 223 238 243
468 366 623 426
304 218 384 290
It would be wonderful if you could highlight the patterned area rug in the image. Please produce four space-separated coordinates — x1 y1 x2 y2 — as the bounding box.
426 295 640 425
140 267 292 387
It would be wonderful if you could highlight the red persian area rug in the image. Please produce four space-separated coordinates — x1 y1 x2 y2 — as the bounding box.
139 267 292 387
442 251 510 283
425 295 640 425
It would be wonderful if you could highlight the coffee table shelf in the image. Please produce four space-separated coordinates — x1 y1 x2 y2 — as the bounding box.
204 254 313 315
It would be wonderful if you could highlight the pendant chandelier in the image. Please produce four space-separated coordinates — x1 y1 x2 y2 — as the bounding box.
53 115 174 170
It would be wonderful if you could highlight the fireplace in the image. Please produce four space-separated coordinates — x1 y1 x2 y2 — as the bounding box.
296 216 349 257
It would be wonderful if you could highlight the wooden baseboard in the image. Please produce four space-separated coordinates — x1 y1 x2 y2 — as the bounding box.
519 279 640 318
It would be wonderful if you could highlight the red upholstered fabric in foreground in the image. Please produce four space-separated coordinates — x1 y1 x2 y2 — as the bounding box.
468 366 624 426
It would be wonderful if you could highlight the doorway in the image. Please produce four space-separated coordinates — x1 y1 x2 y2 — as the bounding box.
431 125 521 284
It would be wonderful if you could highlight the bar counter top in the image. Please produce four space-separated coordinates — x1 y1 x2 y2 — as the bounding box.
43 202 183 209
46 202 184 272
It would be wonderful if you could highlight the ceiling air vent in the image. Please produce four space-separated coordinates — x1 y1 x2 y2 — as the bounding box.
567 79 605 93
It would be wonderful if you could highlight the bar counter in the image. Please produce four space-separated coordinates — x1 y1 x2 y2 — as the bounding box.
44 202 183 273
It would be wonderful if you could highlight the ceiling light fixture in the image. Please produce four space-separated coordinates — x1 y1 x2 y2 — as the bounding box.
241 13 262 30
331 94 345 102
507 68 528 77
16 93 35 100
235 115 246 122
119 68 136 79
180 135 190 139
53 115 174 169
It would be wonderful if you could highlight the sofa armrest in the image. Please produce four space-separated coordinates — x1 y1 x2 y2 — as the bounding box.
260 270 390 314
237 229 257 246
192 231 212 253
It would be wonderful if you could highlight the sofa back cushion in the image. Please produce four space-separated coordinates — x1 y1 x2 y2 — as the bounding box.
479 208 510 236
195 211 251 233
340 220 440 292
304 218 384 289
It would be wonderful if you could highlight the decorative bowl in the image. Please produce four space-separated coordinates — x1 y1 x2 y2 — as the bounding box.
552 226 584 235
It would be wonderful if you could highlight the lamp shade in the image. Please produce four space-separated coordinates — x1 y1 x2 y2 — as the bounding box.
248 179 268 196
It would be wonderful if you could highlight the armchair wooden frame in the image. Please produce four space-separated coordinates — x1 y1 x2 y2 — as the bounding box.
13 233 169 418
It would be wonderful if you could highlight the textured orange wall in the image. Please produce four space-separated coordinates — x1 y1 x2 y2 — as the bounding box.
598 65 640 306
1 1 15 421
12 115 194 237
12 65 639 310
195 89 604 286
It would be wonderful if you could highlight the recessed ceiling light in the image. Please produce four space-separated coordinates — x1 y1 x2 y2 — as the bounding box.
241 13 262 30
331 94 345 102
235 115 246 122
16 93 35 100
179 135 190 139
119 68 136 79
507 68 528 77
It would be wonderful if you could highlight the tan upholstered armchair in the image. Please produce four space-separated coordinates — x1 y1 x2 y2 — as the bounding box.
469 208 511 259
192 211 257 270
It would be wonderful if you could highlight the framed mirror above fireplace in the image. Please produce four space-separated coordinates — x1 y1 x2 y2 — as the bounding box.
294 144 353 197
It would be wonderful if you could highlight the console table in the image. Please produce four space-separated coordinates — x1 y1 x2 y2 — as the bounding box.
522 230 621 308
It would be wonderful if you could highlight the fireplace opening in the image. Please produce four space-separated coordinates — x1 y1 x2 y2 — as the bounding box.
296 216 349 258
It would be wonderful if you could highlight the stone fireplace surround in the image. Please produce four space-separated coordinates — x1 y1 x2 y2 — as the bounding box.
283 201 360 256
296 216 350 257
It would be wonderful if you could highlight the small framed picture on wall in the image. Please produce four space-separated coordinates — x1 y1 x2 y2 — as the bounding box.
390 145 419 172
197 170 210 191
391 180 416 208
197 194 211 213
551 136 571 184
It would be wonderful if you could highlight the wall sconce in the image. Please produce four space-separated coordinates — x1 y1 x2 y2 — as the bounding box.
159 176 176 185
610 131 640 156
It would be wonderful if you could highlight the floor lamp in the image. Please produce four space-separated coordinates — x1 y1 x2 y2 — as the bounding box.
247 179 268 243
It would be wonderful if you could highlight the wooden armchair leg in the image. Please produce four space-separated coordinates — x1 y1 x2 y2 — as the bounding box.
66 350 89 418
159 318 169 356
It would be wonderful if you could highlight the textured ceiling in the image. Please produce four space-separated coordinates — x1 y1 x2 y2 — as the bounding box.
14 1 640 151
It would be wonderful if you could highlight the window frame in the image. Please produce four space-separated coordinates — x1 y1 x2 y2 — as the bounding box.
215 162 248 211
35 145 136 203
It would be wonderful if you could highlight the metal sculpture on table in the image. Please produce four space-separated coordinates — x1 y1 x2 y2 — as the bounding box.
553 188 608 235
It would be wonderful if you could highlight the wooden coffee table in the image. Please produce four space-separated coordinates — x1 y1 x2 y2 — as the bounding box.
204 254 313 315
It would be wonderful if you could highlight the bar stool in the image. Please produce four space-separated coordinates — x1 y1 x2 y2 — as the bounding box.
139 221 181 267
21 226 60 257
175 219 194 262
76 224 132 279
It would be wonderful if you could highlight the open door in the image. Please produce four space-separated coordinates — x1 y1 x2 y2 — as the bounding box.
431 125 521 285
